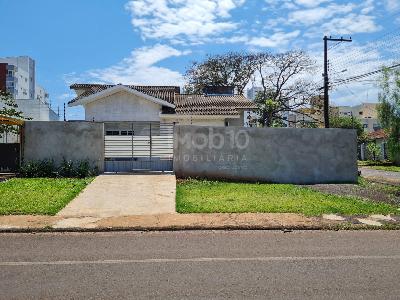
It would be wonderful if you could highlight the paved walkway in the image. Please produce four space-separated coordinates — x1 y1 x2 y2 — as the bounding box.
360 167 400 185
1 213 400 231
57 174 176 218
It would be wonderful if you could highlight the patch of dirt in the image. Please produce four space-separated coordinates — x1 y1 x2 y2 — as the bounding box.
302 183 400 205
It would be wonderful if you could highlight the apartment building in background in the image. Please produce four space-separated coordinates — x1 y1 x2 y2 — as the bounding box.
338 103 381 133
288 97 381 132
0 56 36 99
0 56 59 143
0 56 58 121
246 86 263 101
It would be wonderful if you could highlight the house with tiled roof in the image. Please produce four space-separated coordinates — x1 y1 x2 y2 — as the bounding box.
68 84 255 127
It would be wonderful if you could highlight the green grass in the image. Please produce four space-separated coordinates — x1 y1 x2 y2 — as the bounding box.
358 160 400 172
369 165 400 172
176 180 400 216
0 177 93 215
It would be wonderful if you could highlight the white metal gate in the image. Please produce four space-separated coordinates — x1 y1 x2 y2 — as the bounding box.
104 122 174 172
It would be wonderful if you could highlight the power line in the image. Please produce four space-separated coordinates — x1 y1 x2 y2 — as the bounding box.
331 63 400 85
329 30 400 70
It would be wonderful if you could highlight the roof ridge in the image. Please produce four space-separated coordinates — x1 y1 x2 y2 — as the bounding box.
70 83 180 89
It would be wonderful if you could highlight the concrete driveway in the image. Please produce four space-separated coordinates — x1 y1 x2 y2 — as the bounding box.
58 174 176 218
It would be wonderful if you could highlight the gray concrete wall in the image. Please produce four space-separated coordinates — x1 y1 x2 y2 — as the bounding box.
174 126 358 184
24 121 104 172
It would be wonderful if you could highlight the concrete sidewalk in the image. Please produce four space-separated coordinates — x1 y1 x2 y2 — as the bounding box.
360 167 400 186
0 213 399 232
57 174 176 218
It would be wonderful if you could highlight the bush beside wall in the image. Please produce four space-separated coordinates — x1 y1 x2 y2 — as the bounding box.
19 159 98 178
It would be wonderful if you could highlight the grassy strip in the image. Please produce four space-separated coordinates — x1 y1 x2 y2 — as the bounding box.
358 160 400 172
369 165 400 172
176 180 400 216
358 160 393 167
0 177 93 215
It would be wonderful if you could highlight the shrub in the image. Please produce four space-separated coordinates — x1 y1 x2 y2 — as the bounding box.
37 159 57 177
75 160 90 178
19 161 40 177
19 159 56 178
58 159 76 177
19 159 96 178
366 142 381 161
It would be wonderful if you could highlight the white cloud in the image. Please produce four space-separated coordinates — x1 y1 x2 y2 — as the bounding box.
293 0 331 8
288 3 355 25
56 92 75 101
62 72 86 86
360 0 374 14
69 44 190 86
385 0 400 11
247 30 301 48
125 0 245 43
322 14 381 34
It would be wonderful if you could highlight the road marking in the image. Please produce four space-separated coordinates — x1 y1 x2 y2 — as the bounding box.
1 255 400 266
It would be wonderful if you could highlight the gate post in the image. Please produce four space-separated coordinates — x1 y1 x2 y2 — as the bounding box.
150 122 152 170
131 122 134 171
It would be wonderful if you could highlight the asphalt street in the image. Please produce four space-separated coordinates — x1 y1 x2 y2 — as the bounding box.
0 230 399 299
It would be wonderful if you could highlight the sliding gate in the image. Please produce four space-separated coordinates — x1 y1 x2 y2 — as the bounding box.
104 122 174 172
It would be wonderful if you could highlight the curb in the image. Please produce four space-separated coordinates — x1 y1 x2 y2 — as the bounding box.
1 223 399 233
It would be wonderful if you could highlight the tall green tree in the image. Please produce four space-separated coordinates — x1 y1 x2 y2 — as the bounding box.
184 52 259 95
330 115 366 142
253 51 318 127
0 90 26 138
377 68 400 165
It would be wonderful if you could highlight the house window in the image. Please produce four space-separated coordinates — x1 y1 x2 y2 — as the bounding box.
225 121 229 126
373 124 381 131
106 131 120 136
359 111 363 115
120 131 134 136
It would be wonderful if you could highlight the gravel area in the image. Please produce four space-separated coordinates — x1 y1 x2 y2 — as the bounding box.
303 182 400 206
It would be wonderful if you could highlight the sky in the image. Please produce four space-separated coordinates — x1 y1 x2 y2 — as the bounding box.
1 0 399 119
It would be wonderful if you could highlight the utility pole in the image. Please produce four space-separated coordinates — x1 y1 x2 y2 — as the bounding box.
323 36 352 128
350 111 354 129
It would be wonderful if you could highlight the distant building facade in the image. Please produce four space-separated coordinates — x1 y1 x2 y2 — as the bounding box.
0 56 59 143
338 103 381 133
246 86 263 101
0 56 36 100
0 56 57 120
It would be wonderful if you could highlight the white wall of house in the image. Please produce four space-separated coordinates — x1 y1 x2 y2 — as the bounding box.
74 89 247 127
84 91 162 122
178 118 226 126
15 99 59 121
160 115 244 127
226 111 245 126
0 98 59 143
